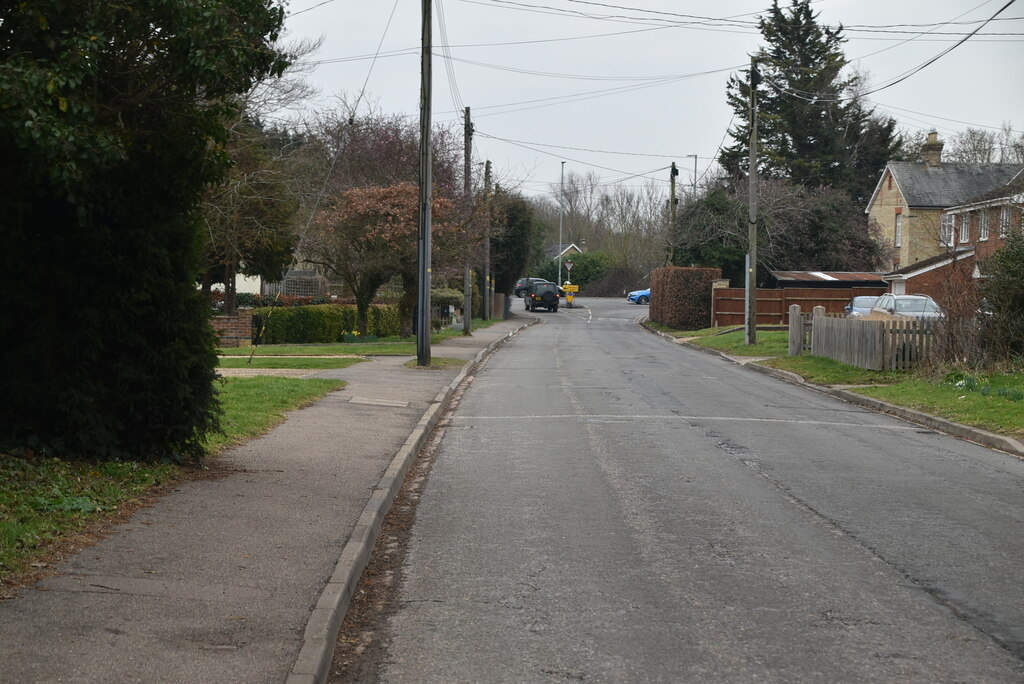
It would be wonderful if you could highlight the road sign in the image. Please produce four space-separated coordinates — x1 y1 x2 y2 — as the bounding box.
565 261 574 272
563 284 579 293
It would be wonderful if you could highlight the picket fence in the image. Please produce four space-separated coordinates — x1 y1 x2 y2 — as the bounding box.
789 307 937 371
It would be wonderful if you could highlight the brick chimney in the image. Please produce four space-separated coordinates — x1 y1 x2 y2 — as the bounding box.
921 130 944 167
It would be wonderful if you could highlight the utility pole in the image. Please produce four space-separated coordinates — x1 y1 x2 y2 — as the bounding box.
558 161 565 286
746 55 759 346
668 161 679 263
416 0 432 366
483 159 492 321
463 106 473 336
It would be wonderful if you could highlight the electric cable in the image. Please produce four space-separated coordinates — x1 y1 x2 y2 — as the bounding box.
251 0 402 359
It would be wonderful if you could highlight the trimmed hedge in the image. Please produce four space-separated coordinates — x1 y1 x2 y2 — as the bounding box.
252 304 401 344
649 267 722 331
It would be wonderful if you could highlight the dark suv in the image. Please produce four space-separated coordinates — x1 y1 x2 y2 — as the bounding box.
524 281 559 312
514 277 549 298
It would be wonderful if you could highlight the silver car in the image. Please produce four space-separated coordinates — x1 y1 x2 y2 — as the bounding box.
870 294 944 320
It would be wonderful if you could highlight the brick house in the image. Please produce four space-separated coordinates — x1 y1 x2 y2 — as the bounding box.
882 172 1024 305
865 131 1023 272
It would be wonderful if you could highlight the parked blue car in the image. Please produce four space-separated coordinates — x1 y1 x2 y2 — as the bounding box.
627 288 650 305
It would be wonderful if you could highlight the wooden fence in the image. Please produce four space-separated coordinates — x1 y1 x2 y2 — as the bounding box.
794 310 937 371
713 286 886 328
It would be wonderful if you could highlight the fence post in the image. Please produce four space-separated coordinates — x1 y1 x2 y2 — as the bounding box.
809 306 826 357
787 305 802 356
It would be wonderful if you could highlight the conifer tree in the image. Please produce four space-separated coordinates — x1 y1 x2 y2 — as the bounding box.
719 0 900 201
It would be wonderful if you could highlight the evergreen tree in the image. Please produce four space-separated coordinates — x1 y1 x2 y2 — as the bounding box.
491 192 536 295
0 0 289 461
719 0 900 200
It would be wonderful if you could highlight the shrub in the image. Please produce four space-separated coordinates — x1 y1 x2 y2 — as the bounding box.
252 304 400 344
649 267 721 331
431 288 464 308
980 231 1024 361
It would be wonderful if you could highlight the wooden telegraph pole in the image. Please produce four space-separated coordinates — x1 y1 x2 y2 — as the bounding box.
483 159 492 321
746 55 759 346
463 106 473 336
416 0 432 365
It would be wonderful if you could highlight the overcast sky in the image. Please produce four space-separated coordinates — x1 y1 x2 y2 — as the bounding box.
281 0 1024 202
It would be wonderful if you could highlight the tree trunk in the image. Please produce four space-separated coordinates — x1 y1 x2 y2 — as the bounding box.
399 270 417 339
354 289 373 336
223 260 238 315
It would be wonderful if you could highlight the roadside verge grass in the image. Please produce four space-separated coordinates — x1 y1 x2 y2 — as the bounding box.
218 317 507 356
690 329 789 357
853 374 1024 440
1 376 344 593
403 357 468 370
652 321 1023 442
217 356 365 370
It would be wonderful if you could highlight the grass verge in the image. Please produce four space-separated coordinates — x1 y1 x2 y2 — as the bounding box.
0 376 344 593
218 318 507 357
852 374 1024 440
651 321 1023 442
217 356 365 370
761 355 904 386
204 377 345 453
690 329 789 357
403 357 468 370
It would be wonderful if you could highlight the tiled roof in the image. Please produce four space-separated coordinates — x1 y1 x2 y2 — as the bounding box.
960 169 1024 205
889 162 1023 208
544 243 581 259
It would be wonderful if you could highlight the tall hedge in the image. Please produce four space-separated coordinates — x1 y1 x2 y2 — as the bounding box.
0 1 288 461
253 304 401 344
649 267 722 331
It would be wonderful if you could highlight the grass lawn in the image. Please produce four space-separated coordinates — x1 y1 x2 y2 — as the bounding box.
762 355 904 386
647 323 739 339
852 374 1024 440
0 376 343 592
204 377 345 453
218 318 507 357
403 357 469 370
650 320 1023 442
217 356 366 370
690 329 789 357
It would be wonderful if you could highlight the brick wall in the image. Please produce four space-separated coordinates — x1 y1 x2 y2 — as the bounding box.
212 308 253 348
900 257 976 313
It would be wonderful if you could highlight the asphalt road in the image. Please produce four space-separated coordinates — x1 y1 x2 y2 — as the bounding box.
373 297 1024 683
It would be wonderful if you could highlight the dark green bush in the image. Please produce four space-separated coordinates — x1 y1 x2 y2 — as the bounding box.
649 267 722 331
431 288 464 308
252 304 400 344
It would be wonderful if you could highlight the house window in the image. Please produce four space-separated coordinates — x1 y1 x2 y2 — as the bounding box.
894 212 902 247
959 213 970 244
979 211 989 241
1000 206 1010 237
940 213 954 246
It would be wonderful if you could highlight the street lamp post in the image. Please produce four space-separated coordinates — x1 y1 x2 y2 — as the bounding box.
558 161 565 286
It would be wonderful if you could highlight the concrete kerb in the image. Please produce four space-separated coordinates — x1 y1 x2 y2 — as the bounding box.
287 318 537 684
639 316 1024 461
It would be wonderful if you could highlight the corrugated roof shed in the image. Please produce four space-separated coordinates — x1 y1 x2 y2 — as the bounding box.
771 271 886 283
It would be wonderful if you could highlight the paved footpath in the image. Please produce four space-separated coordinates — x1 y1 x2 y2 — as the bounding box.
0 317 532 684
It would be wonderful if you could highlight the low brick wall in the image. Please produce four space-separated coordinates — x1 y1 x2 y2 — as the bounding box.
212 308 253 348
